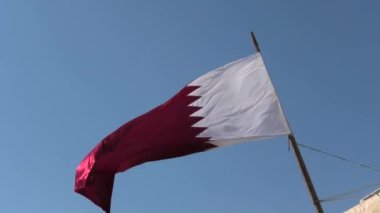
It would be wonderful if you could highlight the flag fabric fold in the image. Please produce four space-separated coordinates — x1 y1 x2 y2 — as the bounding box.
75 53 291 212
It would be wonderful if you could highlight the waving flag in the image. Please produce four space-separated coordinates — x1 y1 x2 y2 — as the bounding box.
75 53 291 212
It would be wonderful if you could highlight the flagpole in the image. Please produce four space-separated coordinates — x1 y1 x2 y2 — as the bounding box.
288 134 324 213
250 32 261 53
249 32 324 213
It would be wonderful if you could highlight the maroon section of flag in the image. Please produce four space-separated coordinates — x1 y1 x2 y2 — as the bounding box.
74 86 216 212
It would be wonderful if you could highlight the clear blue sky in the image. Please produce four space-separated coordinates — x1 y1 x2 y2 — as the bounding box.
1 1 379 212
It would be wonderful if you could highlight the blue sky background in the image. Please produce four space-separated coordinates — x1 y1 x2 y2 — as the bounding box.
1 1 379 212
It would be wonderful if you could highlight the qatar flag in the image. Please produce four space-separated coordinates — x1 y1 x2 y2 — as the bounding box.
75 53 291 212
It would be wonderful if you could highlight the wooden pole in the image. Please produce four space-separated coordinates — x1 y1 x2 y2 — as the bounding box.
289 134 324 213
249 32 324 213
250 32 261 53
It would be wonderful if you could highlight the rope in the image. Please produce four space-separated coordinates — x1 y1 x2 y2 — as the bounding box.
296 142 380 202
297 143 380 174
320 180 380 203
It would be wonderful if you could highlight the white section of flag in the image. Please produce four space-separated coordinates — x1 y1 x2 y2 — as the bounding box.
189 53 291 146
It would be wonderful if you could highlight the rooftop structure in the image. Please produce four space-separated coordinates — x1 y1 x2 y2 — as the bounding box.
345 189 380 213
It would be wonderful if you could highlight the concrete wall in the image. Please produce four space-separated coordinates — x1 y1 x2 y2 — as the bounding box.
345 190 380 213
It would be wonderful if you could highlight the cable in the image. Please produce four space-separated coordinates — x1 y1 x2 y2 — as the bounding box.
297 143 380 174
